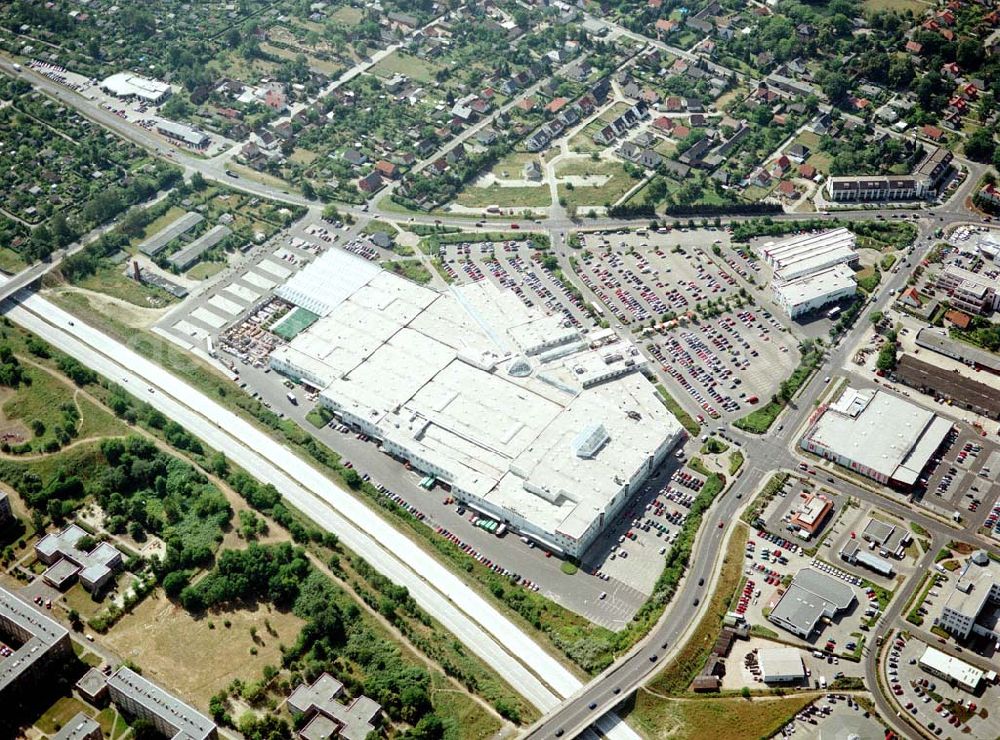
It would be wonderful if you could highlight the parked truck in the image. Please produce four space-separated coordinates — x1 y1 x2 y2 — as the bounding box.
286 391 297 405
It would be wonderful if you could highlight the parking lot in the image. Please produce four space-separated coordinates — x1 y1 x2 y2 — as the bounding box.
912 422 1000 528
574 231 745 327
884 630 1000 738
775 694 885 739
438 239 595 330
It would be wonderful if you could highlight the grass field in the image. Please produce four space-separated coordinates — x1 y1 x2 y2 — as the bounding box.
430 673 503 739
103 589 305 705
863 0 930 12
370 51 443 83
456 183 552 209
627 691 815 740
35 696 92 734
186 261 225 280
76 264 177 308
0 247 28 275
557 160 636 207
329 5 364 25
383 259 433 284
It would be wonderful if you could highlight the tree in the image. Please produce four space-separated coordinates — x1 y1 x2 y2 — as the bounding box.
964 129 996 163
190 172 207 191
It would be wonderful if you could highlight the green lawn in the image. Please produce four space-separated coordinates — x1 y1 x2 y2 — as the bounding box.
0 247 29 275
383 260 433 284
455 183 552 209
186 261 225 280
556 160 637 207
655 384 700 435
370 51 443 84
35 697 92 734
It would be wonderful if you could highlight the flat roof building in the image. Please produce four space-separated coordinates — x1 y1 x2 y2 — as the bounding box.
287 673 381 740
894 355 1000 420
101 73 171 103
915 328 1000 375
269 249 683 558
36 524 123 592
0 585 72 700
168 225 231 271
139 212 204 257
919 644 983 692
937 550 1000 641
789 492 833 535
861 516 911 558
758 647 806 683
76 667 110 706
156 121 210 150
934 264 999 316
52 713 102 740
761 228 858 282
772 263 856 319
840 539 894 577
106 667 217 740
768 568 856 639
800 387 953 487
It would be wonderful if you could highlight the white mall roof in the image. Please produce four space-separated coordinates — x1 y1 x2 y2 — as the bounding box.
271 247 680 545
763 228 857 281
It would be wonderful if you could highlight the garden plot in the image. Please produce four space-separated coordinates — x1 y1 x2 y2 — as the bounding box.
437 240 594 329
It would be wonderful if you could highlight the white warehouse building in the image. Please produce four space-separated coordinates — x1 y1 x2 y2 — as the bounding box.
100 72 171 103
764 228 859 320
762 228 859 282
772 264 857 319
269 249 684 558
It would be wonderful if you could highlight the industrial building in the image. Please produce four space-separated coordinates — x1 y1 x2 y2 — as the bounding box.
915 328 1000 375
936 550 1000 641
269 248 684 558
36 524 123 592
934 264 999 316
100 72 171 103
758 648 806 683
772 264 857 319
894 355 1000 420
763 229 859 320
139 212 205 258
168 225 232 271
106 667 217 740
287 673 382 740
839 539 894 577
0 585 72 700
799 387 953 487
156 121 210 150
919 644 983 692
825 147 952 202
768 568 856 639
761 228 859 282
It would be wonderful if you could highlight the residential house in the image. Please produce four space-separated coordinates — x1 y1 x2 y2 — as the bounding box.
357 171 383 193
